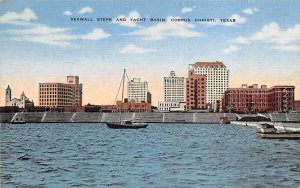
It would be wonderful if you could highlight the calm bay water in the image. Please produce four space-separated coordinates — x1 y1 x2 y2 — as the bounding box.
0 123 299 188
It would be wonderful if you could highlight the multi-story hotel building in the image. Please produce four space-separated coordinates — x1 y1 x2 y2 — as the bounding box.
158 71 185 111
221 84 295 113
127 78 148 103
39 76 82 107
164 71 185 102
186 70 206 110
188 61 229 109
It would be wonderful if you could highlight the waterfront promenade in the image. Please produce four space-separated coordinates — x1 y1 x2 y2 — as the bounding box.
1 112 299 124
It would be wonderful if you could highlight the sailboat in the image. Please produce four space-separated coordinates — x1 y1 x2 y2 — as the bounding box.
106 69 149 129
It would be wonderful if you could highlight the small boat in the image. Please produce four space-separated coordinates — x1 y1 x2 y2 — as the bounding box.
256 123 277 134
106 69 148 129
257 122 300 139
107 120 148 129
11 118 26 124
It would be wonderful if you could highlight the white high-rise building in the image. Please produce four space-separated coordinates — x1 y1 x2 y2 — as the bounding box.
127 78 148 102
158 71 185 111
164 71 185 102
189 61 229 108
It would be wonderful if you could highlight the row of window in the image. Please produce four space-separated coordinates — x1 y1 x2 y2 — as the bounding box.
164 87 184 89
187 97 205 100
39 103 72 106
165 92 184 94
40 88 73 92
195 71 228 74
40 98 73 101
194 68 228 71
187 102 205 105
165 80 184 83
158 103 179 107
39 92 75 95
225 103 292 107
228 99 268 102
40 95 73 99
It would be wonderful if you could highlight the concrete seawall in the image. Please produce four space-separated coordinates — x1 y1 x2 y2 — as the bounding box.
0 112 237 124
1 112 299 124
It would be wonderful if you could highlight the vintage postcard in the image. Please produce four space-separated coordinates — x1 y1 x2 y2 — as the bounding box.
0 0 299 187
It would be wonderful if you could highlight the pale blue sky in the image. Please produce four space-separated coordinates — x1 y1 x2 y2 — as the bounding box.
0 0 299 105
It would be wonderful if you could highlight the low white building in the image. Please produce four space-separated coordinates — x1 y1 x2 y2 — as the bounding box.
158 101 186 112
5 85 34 108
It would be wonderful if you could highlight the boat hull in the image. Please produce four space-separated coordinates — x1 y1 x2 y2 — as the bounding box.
257 128 277 134
11 121 26 124
257 133 300 140
106 122 148 129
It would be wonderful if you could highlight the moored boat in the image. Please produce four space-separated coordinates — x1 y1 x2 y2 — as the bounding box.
106 120 148 129
256 123 276 134
11 118 26 124
106 69 148 129
256 122 300 139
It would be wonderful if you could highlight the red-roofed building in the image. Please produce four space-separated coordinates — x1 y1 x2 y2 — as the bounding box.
188 61 229 111
193 61 226 67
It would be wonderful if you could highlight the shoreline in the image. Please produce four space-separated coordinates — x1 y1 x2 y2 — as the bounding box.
1 112 299 124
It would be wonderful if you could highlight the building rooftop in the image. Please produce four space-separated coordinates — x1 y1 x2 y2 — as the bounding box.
226 84 295 90
193 61 225 67
169 71 176 77
272 85 295 88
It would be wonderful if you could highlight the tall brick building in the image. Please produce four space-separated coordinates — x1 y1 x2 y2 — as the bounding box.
186 70 206 110
221 84 295 113
294 100 300 112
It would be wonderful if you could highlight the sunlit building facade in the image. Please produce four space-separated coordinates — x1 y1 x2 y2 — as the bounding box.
158 71 185 111
127 78 148 102
39 76 82 107
189 61 229 109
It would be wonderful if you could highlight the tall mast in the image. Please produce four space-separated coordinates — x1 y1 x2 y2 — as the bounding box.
121 69 125 102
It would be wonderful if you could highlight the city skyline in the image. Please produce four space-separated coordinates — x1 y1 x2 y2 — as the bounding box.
1 0 300 106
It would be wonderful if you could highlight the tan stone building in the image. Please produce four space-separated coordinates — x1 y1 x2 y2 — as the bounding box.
39 76 82 107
